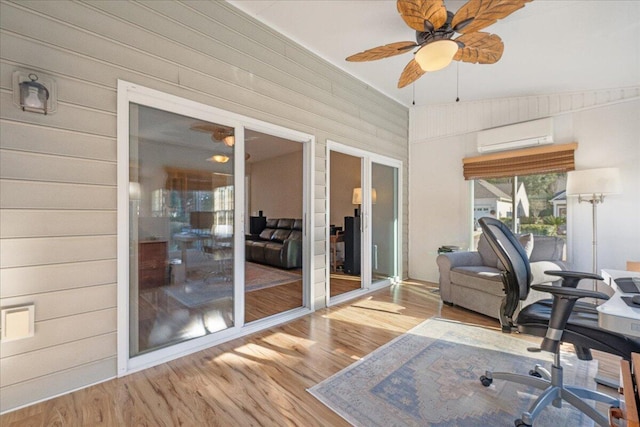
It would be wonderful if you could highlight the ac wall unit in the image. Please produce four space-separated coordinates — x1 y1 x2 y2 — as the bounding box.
477 117 553 153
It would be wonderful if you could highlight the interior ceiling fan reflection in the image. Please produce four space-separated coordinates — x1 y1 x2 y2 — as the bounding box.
346 0 532 88
190 122 236 146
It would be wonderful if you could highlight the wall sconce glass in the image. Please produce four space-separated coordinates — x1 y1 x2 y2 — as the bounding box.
13 71 57 114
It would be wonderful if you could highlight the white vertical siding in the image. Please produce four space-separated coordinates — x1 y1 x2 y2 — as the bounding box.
0 0 408 412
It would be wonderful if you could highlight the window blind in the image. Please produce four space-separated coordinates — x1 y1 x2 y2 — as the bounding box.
462 142 577 180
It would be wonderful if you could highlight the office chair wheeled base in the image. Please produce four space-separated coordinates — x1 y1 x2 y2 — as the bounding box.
479 353 619 427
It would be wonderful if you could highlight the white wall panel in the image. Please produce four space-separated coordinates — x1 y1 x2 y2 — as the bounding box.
0 260 116 298
1 333 116 387
0 308 116 358
0 150 115 185
0 235 115 268
1 284 117 323
0 120 116 161
0 180 116 210
0 210 116 238
0 358 116 414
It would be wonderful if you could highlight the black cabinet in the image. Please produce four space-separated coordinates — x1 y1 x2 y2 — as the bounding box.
344 216 361 275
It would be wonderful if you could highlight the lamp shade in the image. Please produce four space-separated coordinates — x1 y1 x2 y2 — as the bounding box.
414 40 459 72
352 188 362 205
566 167 622 197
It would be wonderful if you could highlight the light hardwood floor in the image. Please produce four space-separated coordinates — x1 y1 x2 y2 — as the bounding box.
1 279 619 426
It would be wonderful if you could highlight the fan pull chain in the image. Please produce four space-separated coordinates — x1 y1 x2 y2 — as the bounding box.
456 62 460 103
412 83 416 106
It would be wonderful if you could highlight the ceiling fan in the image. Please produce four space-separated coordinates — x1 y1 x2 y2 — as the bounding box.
190 122 235 147
346 0 532 88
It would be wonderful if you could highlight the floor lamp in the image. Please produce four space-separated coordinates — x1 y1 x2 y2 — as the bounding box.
566 167 622 288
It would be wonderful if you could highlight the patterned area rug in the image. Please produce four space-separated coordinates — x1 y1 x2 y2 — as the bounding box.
309 318 599 427
244 262 301 291
165 262 301 308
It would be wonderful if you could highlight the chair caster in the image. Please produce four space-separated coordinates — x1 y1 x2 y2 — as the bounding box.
528 369 542 378
480 375 493 387
515 419 531 427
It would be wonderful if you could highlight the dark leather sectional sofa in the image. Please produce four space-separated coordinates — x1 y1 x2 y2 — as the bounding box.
245 218 302 269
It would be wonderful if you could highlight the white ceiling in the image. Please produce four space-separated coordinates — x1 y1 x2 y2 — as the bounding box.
228 1 640 107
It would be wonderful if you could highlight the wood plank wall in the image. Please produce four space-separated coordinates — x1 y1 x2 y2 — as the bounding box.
0 0 408 412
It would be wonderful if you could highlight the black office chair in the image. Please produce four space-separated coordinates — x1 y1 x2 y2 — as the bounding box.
477 217 640 427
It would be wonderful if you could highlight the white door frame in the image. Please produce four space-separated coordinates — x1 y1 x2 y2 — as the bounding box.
117 80 315 375
325 140 403 307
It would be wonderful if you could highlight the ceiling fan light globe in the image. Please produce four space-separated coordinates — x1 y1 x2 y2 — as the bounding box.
208 154 230 163
223 135 235 147
415 40 458 72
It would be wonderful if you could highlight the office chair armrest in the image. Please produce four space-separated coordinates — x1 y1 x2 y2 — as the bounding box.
531 284 609 354
530 284 609 301
542 270 604 288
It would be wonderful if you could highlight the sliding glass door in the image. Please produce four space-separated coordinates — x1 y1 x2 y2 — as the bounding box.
370 162 399 284
327 143 401 304
128 104 236 357
118 81 313 375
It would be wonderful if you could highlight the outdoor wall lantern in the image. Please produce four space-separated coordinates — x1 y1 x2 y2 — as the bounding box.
13 70 57 115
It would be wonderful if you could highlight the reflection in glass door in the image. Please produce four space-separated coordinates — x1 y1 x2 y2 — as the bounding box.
244 129 304 322
129 104 235 357
327 144 401 304
329 151 363 298
370 162 399 284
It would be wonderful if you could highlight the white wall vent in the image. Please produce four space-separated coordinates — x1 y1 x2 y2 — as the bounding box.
477 117 554 153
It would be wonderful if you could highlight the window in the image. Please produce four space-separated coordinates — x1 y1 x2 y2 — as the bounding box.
473 172 567 246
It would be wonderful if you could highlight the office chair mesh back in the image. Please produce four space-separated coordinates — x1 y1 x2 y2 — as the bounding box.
479 217 532 320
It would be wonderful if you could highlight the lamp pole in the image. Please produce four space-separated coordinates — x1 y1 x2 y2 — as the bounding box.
579 193 604 293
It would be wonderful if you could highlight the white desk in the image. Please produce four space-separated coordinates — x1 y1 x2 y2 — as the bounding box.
597 269 640 338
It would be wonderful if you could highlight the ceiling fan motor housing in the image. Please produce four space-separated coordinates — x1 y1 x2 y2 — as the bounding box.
416 10 457 47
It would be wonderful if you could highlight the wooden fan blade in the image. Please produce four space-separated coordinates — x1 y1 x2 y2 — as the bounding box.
453 32 504 64
397 0 448 32
452 0 531 34
346 41 417 62
397 59 426 88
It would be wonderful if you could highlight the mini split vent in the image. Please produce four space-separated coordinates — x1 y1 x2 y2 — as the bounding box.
477 117 554 153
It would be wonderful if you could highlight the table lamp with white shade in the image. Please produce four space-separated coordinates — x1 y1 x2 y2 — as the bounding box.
566 167 622 279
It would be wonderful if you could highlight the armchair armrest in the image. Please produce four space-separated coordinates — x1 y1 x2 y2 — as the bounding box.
436 251 484 302
437 251 484 269
530 283 609 354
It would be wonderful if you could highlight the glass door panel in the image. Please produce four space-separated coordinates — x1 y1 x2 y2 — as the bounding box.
129 103 234 357
329 151 363 297
244 129 304 322
370 162 399 283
